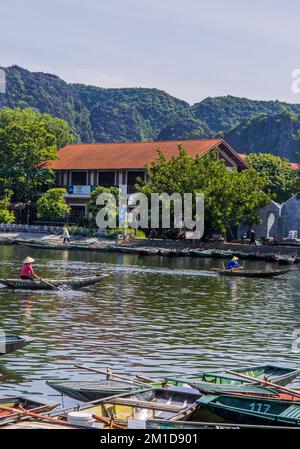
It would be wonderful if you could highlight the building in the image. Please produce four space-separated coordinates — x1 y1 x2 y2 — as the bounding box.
47 138 248 220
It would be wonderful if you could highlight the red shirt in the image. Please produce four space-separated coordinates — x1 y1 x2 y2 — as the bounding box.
20 263 35 277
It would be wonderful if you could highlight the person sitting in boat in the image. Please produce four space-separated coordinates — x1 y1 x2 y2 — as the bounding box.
226 256 242 270
20 257 39 280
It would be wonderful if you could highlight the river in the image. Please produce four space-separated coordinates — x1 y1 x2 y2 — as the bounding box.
0 244 300 406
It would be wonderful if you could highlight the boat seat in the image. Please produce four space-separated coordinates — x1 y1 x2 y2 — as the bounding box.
279 405 300 420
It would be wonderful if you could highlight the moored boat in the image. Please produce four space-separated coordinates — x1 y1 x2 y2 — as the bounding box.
196 393 300 426
277 254 296 265
163 364 300 387
0 335 33 356
0 275 106 290
0 395 58 421
46 379 148 402
52 387 201 428
145 418 300 430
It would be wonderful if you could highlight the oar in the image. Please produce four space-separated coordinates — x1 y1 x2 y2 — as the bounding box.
38 277 57 290
74 364 151 387
74 364 153 387
226 370 300 399
0 404 68 424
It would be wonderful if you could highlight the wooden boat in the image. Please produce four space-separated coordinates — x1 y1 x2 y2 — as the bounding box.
145 418 300 430
0 335 33 356
46 379 148 402
216 268 294 278
53 387 201 428
0 395 58 421
0 276 106 290
190 249 213 257
48 377 281 403
196 393 300 426
1 420 92 429
164 364 300 387
211 251 233 259
277 254 296 265
16 241 112 253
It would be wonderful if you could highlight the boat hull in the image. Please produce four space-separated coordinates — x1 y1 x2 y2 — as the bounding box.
0 335 33 356
217 268 294 278
0 276 106 290
197 393 300 426
47 380 145 402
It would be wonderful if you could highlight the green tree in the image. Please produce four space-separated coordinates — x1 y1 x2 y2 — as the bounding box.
245 153 299 203
37 188 70 221
88 186 119 225
136 145 269 236
0 107 74 202
0 191 15 224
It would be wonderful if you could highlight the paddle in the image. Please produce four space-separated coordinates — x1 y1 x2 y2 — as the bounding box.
74 364 153 387
0 404 68 425
226 370 300 399
38 277 57 290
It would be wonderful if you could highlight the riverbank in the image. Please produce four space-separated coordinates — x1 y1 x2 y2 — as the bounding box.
1 231 300 261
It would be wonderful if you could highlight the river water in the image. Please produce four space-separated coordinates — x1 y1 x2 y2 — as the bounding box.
0 244 300 405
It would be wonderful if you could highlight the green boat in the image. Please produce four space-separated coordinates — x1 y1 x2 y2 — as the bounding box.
46 379 148 402
47 379 278 403
146 419 300 430
163 364 300 387
196 393 300 426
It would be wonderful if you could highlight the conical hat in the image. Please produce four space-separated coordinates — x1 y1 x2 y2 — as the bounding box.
23 257 35 264
232 256 239 261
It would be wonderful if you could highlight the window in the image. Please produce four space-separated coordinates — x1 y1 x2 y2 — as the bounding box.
98 171 115 187
127 171 144 186
55 172 61 186
71 172 87 185
69 205 86 220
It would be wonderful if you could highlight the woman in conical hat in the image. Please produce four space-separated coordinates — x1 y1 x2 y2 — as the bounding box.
20 256 39 280
226 255 242 271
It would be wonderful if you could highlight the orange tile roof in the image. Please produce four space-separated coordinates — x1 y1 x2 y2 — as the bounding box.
47 139 247 170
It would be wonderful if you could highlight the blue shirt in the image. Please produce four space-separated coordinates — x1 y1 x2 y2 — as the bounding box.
227 260 240 270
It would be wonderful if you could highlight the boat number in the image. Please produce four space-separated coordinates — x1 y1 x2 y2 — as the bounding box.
249 402 271 414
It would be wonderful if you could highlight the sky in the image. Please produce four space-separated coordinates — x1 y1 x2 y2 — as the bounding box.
1 0 300 104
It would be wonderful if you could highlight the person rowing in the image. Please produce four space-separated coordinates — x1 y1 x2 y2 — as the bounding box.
20 257 40 280
226 256 243 271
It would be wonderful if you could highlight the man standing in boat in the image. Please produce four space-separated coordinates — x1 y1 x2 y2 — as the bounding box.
226 256 243 271
20 257 40 280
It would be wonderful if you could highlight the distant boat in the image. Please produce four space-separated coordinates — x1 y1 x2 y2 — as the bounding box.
0 335 33 356
215 268 294 278
277 254 296 265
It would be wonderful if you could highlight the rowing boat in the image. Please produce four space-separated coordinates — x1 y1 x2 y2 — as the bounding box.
163 364 300 387
47 379 281 403
0 276 106 290
52 387 201 428
0 335 33 356
46 379 148 402
50 364 299 404
0 395 58 421
216 268 294 278
277 254 296 265
196 393 300 426
145 419 300 430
